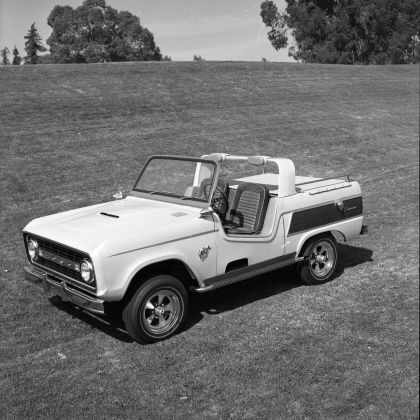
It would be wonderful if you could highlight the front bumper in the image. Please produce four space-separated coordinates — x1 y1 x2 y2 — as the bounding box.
24 265 105 314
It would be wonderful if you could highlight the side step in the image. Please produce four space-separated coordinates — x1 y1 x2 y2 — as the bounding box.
190 253 296 293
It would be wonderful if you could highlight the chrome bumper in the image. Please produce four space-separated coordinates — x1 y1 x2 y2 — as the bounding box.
24 265 105 314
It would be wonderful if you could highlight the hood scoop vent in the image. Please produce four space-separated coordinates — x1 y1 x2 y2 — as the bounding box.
100 212 119 219
171 212 188 217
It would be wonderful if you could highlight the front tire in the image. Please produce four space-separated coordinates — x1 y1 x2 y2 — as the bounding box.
122 275 189 344
298 235 338 285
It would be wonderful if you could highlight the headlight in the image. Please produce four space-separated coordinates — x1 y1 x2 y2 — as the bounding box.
80 259 95 283
28 239 39 261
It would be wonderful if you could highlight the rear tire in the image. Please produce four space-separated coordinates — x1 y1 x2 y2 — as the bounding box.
122 275 189 344
298 235 338 285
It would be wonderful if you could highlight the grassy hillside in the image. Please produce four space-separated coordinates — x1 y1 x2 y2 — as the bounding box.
0 62 418 419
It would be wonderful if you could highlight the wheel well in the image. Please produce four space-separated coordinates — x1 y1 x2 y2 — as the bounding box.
331 230 346 243
122 259 198 304
298 231 336 258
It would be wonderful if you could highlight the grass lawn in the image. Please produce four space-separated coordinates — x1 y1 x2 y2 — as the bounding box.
0 61 418 419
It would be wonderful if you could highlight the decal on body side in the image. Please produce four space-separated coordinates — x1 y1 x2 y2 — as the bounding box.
288 196 363 236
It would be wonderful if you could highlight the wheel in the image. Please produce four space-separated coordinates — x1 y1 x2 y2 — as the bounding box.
298 235 338 285
122 275 189 344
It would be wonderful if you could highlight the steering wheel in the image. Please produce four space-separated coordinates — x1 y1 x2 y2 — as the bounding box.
199 178 229 219
211 185 229 218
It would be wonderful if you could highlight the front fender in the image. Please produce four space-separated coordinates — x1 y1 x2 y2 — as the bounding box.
97 231 217 300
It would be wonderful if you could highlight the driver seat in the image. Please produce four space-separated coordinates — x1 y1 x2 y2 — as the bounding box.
224 183 270 235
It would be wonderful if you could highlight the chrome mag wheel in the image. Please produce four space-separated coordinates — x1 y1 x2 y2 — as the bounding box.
142 289 181 335
309 240 336 278
299 235 338 285
123 275 189 344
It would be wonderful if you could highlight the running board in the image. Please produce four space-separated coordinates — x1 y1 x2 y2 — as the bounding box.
190 253 296 293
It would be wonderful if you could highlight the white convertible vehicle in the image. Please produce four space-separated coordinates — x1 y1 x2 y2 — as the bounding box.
23 154 366 343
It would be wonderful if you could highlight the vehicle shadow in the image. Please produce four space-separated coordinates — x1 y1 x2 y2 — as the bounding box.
185 243 373 329
49 296 134 343
335 242 374 275
49 243 373 343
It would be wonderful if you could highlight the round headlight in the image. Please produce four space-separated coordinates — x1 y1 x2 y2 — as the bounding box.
80 260 94 283
28 239 39 261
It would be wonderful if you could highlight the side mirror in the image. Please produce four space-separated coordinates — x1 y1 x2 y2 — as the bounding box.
112 191 123 200
200 206 214 218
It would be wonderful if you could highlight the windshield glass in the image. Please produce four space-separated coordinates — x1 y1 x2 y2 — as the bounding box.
133 157 217 202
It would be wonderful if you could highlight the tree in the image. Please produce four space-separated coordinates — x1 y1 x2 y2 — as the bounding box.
193 55 204 61
1 47 10 65
46 0 162 63
12 46 22 65
37 54 56 64
260 0 420 64
24 23 46 64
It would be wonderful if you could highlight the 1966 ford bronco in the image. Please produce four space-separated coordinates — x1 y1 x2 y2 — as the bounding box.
23 154 366 343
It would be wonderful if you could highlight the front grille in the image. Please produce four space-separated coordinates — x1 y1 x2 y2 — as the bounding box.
26 235 95 290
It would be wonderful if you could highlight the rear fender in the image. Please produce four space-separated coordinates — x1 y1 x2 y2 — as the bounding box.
294 216 363 258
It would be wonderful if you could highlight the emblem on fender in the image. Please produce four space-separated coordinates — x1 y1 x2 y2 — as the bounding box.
198 245 211 261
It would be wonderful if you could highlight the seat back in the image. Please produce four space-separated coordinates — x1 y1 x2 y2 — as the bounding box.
226 183 270 234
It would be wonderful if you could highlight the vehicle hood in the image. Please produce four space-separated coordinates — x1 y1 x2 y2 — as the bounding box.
23 196 213 256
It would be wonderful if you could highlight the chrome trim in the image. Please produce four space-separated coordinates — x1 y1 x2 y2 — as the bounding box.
39 248 80 272
32 261 97 293
28 238 39 261
24 233 96 293
24 266 105 315
283 194 363 215
295 174 351 186
309 183 351 195
80 259 95 283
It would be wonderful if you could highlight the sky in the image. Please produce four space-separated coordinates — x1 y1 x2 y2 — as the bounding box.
0 0 292 62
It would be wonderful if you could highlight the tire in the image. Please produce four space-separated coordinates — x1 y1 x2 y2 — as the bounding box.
298 235 338 285
122 275 189 344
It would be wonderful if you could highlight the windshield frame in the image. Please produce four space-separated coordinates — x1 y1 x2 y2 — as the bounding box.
130 155 219 208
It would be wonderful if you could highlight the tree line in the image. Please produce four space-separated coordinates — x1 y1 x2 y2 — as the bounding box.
3 0 419 65
1 0 164 65
260 0 420 64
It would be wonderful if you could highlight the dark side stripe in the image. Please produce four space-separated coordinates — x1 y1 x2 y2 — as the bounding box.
201 253 296 290
288 196 363 236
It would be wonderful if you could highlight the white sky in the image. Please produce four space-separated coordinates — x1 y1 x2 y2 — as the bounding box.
0 0 292 62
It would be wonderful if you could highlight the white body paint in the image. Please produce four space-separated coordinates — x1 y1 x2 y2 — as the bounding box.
23 154 364 307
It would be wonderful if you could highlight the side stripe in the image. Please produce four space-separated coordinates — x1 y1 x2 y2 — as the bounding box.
199 252 296 291
288 196 363 236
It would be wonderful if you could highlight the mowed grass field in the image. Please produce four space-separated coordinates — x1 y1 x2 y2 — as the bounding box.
0 61 418 419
